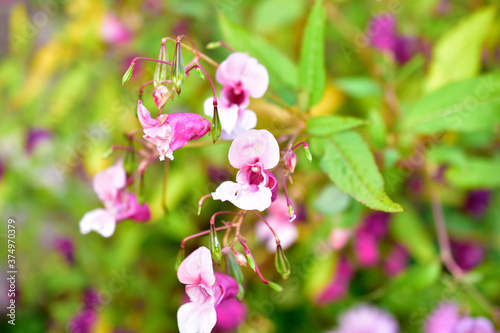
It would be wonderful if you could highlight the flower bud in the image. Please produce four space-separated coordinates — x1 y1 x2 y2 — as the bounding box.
171 41 185 95
304 145 312 162
288 204 296 222
196 67 205 80
102 148 113 159
206 41 221 49
152 85 171 109
226 252 244 285
122 62 135 86
275 244 291 280
175 247 185 271
245 252 256 272
285 151 297 173
209 224 222 264
234 251 247 266
211 105 221 142
154 44 169 88
267 281 283 292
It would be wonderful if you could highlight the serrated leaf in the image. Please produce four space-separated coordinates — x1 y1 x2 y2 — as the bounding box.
402 73 500 134
307 115 366 136
425 7 496 92
218 13 297 104
298 0 326 109
311 131 403 212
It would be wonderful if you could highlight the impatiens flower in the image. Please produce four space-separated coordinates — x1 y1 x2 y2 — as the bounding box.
368 14 431 65
137 100 211 160
101 12 133 45
53 237 75 265
383 243 409 276
25 128 52 155
177 247 240 333
463 189 491 218
255 195 298 252
213 298 248 333
425 303 495 333
212 129 279 211
79 161 150 238
316 256 354 305
204 52 269 140
450 239 484 271
328 304 399 333
354 212 391 267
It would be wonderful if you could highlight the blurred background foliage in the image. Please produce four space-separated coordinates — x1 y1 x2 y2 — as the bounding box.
1 0 500 332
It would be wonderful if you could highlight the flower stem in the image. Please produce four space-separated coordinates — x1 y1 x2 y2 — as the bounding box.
161 160 170 214
181 225 233 248
238 239 270 284
250 210 280 245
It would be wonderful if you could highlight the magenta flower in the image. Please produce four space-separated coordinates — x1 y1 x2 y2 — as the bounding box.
53 237 75 265
255 195 298 252
425 303 495 333
384 243 409 276
463 189 491 218
101 12 133 45
137 100 211 160
450 239 484 271
177 247 240 333
212 129 279 211
329 304 399 333
316 256 354 305
79 161 150 237
25 128 52 155
213 298 248 333
354 212 391 267
204 53 269 140
67 309 97 333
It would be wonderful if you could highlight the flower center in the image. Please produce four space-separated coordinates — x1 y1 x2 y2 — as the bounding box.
227 84 246 106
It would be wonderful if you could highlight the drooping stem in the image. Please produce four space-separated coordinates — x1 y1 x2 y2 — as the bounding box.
282 173 296 222
238 239 269 284
196 64 218 106
181 225 233 248
250 210 280 245
430 191 465 278
292 141 309 151
210 211 243 226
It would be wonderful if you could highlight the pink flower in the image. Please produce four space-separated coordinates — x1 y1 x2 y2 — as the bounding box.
212 129 279 211
214 298 248 333
79 162 150 237
204 53 269 140
383 243 409 276
450 239 484 271
255 195 298 252
354 212 391 267
177 247 240 333
137 100 211 160
101 12 133 45
316 256 354 305
329 228 351 251
425 303 495 333
25 128 52 155
329 304 399 333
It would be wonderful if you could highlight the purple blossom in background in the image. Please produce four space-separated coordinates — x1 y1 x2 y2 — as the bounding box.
463 189 491 218
354 212 391 267
316 256 354 305
82 288 101 310
368 14 431 65
53 237 75 265
450 239 484 271
425 303 495 333
25 128 52 155
101 12 133 45
328 304 399 333
384 243 409 276
67 309 97 333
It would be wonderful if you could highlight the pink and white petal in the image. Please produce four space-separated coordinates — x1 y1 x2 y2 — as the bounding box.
137 100 157 129
177 300 217 333
204 98 240 141
216 52 251 86
255 216 297 252
230 109 257 138
93 162 127 202
453 317 495 333
204 97 215 117
228 129 280 169
177 247 216 287
241 60 269 98
231 185 272 211
185 285 213 303
79 208 116 238
212 181 242 203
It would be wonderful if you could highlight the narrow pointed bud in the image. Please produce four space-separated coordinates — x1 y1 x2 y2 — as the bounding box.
102 148 113 159
211 106 221 142
122 63 135 86
154 44 169 87
209 224 222 264
275 244 291 280
206 41 221 49
267 281 283 292
285 151 297 173
172 41 185 95
196 67 205 80
246 252 256 272
152 85 171 109
197 206 202 215
288 205 296 222
175 247 185 271
304 145 312 162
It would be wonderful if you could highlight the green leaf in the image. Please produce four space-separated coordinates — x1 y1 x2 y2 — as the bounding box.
298 0 326 109
307 115 366 136
391 200 436 263
218 13 298 103
310 131 404 212
334 77 382 98
425 7 496 92
402 73 500 134
446 155 500 189
383 260 441 295
252 0 305 32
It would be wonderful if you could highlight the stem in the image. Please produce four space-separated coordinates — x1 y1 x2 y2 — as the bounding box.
238 239 269 284
210 211 242 226
162 36 219 68
430 191 465 278
181 225 233 248
161 160 170 213
292 141 309 151
110 145 143 156
196 64 218 105
250 210 280 245
138 79 172 98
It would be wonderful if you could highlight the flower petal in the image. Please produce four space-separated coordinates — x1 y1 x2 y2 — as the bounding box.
93 162 127 203
240 59 269 98
213 272 239 306
177 247 216 288
228 129 280 169
137 100 157 129
177 299 217 333
215 52 251 86
79 208 116 238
